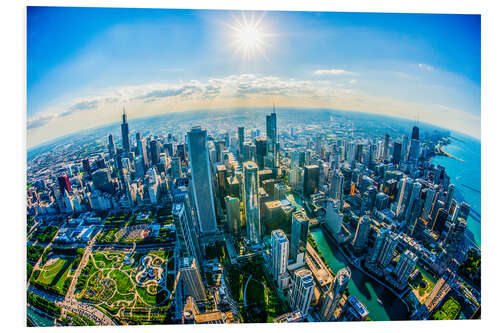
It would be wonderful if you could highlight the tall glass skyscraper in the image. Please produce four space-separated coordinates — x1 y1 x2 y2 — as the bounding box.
187 127 218 235
108 134 116 158
266 108 278 171
243 161 261 244
121 108 130 152
173 193 202 268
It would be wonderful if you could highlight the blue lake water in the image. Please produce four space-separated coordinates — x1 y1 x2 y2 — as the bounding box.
430 133 481 247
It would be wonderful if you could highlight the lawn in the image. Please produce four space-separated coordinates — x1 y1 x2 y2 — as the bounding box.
148 250 170 260
137 286 157 306
410 266 437 302
109 269 134 294
37 258 67 285
433 297 461 320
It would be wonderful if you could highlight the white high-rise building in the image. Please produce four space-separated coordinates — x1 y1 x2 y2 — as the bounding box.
271 229 289 289
290 268 315 315
395 177 407 217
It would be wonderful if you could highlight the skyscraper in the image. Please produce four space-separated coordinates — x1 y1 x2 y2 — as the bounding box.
329 170 344 206
121 108 130 152
444 183 455 212
149 139 161 165
57 174 72 195
395 177 407 217
136 132 149 168
404 181 422 223
319 267 351 321
406 199 423 237
325 199 343 235
392 141 402 164
243 161 261 244
225 196 241 234
408 138 420 163
402 134 409 161
290 211 310 265
108 134 116 158
303 165 319 197
457 202 470 221
171 156 182 179
432 208 449 235
179 257 206 302
382 134 390 160
411 126 420 140
266 108 277 144
187 127 218 235
271 229 289 289
423 186 437 219
173 195 202 267
238 127 245 162
352 215 371 253
394 250 418 284
290 268 315 315
255 137 267 170
81 158 91 175
266 108 278 171
370 228 397 268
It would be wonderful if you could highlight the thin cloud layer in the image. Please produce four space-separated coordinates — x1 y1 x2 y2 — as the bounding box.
314 69 356 76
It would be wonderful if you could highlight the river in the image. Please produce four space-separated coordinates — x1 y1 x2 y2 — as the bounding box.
27 306 55 327
286 193 408 321
310 228 409 321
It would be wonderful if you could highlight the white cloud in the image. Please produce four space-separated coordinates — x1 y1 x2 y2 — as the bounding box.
314 69 356 76
418 63 434 71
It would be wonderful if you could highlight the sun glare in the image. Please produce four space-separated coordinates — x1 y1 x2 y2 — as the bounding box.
229 13 270 60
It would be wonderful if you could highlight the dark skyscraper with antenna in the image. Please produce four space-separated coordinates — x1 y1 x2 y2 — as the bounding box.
266 104 278 172
411 126 419 141
121 108 130 152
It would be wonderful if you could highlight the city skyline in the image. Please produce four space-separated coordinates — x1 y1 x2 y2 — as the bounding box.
27 7 480 148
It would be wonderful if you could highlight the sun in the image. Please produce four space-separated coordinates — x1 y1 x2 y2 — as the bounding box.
228 13 270 60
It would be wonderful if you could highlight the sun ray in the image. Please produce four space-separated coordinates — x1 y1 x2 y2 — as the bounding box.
227 12 271 61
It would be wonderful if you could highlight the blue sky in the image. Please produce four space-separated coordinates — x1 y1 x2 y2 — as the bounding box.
27 7 481 147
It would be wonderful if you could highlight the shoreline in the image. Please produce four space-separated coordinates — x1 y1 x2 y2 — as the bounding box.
429 135 481 249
